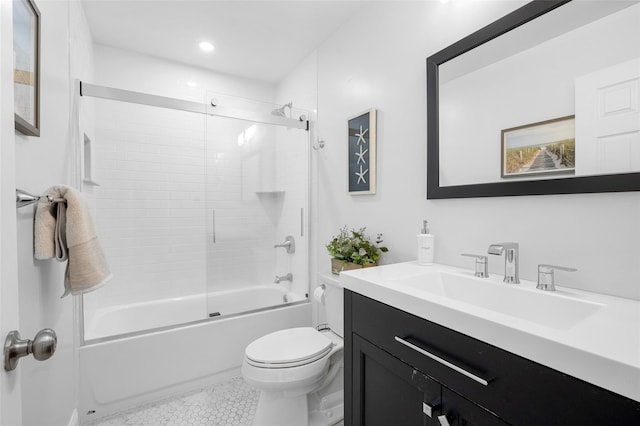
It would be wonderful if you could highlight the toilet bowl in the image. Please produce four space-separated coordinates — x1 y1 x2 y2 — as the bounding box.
242 327 343 426
242 274 344 426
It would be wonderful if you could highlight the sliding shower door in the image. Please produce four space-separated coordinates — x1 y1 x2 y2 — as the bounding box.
81 95 208 340
205 100 310 317
80 88 309 342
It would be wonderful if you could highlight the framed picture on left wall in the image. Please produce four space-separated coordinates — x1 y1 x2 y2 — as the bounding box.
348 108 377 195
13 0 41 137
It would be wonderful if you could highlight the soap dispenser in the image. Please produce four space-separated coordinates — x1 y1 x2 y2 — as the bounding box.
417 220 435 266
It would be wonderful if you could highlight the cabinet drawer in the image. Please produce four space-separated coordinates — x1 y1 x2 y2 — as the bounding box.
348 290 640 425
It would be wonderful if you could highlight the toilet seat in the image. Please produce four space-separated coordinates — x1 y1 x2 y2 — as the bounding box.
245 327 333 368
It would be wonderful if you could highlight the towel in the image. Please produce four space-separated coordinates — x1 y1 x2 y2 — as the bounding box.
34 185 112 297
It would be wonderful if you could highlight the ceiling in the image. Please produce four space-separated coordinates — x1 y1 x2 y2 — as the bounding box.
81 0 368 84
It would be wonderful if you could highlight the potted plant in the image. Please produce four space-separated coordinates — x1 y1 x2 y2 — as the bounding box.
326 226 389 274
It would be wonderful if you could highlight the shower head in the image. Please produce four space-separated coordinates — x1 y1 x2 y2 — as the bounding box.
271 102 293 118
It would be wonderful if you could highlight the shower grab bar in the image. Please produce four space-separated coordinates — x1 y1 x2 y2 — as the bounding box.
16 189 66 209
79 82 308 130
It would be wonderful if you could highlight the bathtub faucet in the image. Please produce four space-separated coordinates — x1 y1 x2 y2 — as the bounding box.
274 273 293 284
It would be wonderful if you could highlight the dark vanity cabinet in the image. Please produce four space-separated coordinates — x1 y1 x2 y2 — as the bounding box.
344 290 640 426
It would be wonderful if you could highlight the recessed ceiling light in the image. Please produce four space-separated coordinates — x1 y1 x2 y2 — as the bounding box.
187 81 197 88
199 41 214 52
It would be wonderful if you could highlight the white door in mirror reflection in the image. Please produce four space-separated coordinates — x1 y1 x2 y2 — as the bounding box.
576 58 640 176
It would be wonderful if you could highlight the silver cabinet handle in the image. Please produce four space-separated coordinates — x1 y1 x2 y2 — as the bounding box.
395 336 490 386
4 329 57 371
437 414 451 426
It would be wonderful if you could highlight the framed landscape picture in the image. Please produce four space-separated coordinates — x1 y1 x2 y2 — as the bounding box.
13 0 41 137
348 109 376 194
501 115 575 178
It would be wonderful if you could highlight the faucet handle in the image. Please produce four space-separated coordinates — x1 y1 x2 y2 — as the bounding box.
537 264 577 291
274 235 295 254
461 253 489 278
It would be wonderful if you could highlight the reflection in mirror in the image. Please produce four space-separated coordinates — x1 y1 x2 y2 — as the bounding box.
427 0 640 199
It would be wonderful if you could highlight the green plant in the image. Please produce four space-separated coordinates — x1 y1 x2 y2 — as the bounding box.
326 226 389 265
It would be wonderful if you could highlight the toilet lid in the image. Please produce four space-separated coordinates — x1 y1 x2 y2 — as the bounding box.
245 327 333 367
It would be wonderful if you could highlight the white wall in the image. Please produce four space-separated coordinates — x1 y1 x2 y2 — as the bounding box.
13 0 78 424
305 0 640 301
92 44 276 104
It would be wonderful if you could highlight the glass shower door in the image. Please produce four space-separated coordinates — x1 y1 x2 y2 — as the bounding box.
205 108 310 317
81 95 208 341
80 86 310 342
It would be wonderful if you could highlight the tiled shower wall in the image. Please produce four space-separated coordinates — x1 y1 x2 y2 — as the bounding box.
84 100 208 311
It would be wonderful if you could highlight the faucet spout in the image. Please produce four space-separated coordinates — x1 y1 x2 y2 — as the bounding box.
274 273 293 284
488 242 519 284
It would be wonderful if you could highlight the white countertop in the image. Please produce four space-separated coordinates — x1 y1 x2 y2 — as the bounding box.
340 261 640 402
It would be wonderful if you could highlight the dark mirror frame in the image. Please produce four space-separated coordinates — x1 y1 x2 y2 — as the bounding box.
426 0 640 199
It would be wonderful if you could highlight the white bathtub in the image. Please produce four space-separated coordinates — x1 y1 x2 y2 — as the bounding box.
83 284 302 341
79 285 310 422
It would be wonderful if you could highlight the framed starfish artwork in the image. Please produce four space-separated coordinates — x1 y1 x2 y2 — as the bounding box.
347 108 376 194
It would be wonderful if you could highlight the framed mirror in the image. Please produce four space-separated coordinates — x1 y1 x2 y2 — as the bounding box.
426 0 640 199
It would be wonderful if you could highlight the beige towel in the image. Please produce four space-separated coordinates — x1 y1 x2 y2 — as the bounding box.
34 185 112 297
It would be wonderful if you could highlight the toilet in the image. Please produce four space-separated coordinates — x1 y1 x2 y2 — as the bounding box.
242 274 344 426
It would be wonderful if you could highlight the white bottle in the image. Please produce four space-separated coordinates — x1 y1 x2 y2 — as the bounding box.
417 220 435 266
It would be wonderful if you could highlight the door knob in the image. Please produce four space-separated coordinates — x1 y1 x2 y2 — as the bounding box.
4 329 57 371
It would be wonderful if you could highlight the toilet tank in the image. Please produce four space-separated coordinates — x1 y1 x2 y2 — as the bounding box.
318 273 344 337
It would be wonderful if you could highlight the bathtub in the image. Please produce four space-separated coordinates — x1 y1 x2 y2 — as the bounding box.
83 284 303 341
79 285 310 422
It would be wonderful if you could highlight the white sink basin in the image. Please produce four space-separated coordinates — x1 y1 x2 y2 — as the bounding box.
394 271 604 330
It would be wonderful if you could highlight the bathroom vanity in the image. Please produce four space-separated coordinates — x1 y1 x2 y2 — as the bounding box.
340 263 640 425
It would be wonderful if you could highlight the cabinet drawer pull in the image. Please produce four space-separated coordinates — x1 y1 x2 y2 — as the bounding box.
394 336 490 386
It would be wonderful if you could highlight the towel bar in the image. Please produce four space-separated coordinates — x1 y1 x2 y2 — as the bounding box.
16 189 66 209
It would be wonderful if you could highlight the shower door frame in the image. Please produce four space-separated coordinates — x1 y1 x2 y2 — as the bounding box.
79 82 309 130
76 81 311 345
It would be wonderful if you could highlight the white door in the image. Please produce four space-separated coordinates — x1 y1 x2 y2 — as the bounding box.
575 58 640 176
1 1 24 424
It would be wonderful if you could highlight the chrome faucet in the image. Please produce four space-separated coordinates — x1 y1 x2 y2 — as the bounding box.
488 242 519 284
274 273 293 284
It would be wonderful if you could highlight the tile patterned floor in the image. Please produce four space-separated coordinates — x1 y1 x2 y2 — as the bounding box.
85 376 345 426
85 377 259 426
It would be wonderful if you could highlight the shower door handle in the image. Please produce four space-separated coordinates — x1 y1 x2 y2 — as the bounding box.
212 209 216 244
